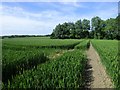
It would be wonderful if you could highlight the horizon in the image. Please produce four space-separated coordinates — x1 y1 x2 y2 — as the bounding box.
0 2 118 36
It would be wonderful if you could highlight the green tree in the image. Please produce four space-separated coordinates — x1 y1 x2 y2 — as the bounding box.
82 19 90 38
89 30 94 39
104 18 117 39
52 24 63 39
91 16 102 39
62 22 70 38
116 15 120 40
75 19 83 38
51 16 119 40
68 22 76 39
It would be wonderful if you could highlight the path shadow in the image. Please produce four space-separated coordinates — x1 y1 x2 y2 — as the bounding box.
84 58 94 89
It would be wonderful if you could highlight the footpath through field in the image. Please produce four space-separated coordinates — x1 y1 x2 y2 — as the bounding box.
86 43 113 88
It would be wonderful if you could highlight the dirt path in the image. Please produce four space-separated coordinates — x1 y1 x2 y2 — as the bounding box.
86 43 113 88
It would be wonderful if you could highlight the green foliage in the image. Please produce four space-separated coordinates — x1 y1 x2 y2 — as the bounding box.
91 16 105 39
75 40 90 50
51 16 119 40
2 49 48 83
75 20 82 38
91 40 120 89
3 37 119 89
51 19 90 39
89 16 118 39
103 18 118 39
3 37 81 49
82 19 90 31
0 39 1 86
115 15 120 40
4 50 87 88
2 37 83 86
3 37 77 83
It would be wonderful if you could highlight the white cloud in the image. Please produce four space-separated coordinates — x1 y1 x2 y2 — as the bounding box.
1 2 118 36
1 15 58 35
1 5 80 35
0 6 74 35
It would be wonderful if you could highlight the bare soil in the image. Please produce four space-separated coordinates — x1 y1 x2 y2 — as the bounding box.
85 43 113 88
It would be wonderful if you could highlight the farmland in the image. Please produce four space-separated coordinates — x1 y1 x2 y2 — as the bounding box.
2 37 90 88
1 37 119 89
3 37 81 49
1 1 120 89
91 40 119 88
5 50 87 88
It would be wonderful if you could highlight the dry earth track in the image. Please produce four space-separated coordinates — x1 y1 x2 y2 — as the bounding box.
86 43 113 88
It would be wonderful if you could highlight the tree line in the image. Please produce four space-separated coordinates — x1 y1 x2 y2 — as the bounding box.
1 35 51 39
51 16 120 40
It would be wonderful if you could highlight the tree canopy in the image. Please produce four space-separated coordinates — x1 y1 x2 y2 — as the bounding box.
51 16 120 40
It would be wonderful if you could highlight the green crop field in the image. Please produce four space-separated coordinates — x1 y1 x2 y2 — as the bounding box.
1 37 119 89
91 40 119 88
3 37 82 49
2 37 90 88
5 50 87 88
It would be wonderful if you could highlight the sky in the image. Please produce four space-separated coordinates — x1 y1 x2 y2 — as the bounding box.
0 2 118 36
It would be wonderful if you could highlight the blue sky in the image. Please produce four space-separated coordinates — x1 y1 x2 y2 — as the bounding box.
0 2 118 36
